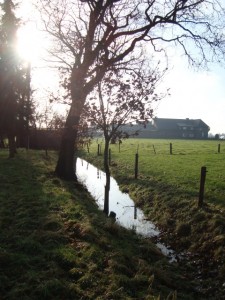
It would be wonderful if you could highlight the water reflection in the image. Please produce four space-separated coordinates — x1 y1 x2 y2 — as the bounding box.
76 158 177 261
76 158 159 237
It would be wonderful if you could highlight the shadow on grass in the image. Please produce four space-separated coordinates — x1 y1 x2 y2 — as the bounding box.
0 150 197 300
0 150 73 299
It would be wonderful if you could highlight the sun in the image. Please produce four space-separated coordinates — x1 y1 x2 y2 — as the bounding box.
16 19 51 67
16 2 49 66
17 23 39 64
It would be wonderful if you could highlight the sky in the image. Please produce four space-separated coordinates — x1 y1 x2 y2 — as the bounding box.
15 0 225 135
154 58 225 135
28 49 225 135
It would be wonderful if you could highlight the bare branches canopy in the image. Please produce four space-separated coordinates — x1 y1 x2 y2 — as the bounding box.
39 0 225 75
37 0 225 179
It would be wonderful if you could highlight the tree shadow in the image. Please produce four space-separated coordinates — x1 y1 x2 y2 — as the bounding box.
0 151 72 298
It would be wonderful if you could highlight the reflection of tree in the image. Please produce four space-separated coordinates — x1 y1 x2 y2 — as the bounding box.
104 175 110 215
38 0 225 180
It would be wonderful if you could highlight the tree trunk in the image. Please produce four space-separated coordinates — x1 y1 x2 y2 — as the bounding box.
55 68 87 181
0 137 5 148
55 107 79 180
8 134 16 158
103 139 111 215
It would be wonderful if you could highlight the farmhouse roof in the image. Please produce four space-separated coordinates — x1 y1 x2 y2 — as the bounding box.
153 118 210 131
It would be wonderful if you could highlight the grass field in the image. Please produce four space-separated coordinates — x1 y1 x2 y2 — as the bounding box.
1 149 199 299
1 145 225 298
84 138 225 207
79 138 225 298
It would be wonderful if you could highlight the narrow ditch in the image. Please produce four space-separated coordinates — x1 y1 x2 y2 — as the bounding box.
76 158 179 262
76 157 225 299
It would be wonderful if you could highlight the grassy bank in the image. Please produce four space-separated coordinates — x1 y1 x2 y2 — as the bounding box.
80 138 225 299
0 149 199 299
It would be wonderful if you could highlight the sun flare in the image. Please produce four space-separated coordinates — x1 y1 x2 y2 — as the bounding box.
17 22 45 65
16 1 49 66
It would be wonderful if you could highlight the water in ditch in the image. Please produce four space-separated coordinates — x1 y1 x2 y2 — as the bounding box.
76 158 178 262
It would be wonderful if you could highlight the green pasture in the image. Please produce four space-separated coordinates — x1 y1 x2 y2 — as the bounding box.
85 138 225 207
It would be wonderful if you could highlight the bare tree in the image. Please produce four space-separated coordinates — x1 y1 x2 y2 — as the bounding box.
83 62 167 214
37 0 225 180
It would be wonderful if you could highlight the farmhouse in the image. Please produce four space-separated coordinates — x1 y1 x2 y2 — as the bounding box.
126 118 210 139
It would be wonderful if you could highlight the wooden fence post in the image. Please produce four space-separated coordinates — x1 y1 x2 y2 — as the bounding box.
153 145 156 154
119 140 122 153
97 144 100 156
170 143 172 155
134 153 139 179
218 144 221 153
198 166 207 207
